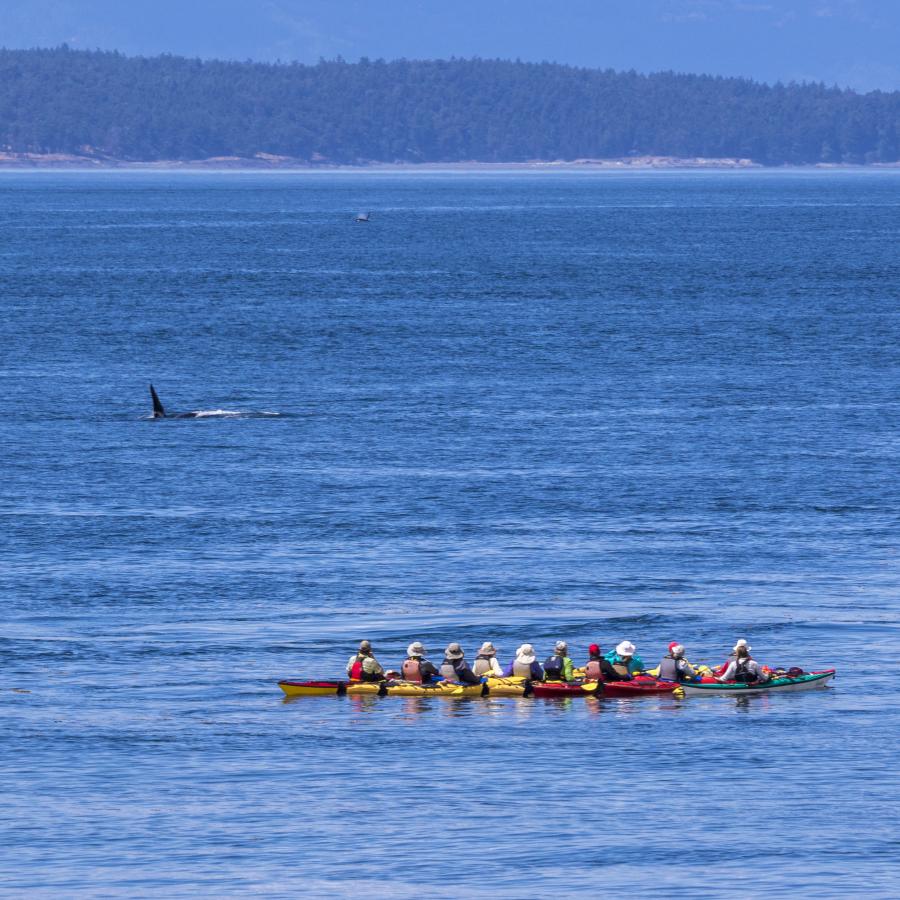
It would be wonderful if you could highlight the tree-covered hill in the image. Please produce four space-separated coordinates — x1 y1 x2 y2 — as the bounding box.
1 47 898 164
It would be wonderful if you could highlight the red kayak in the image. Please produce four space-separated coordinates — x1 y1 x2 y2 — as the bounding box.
531 681 599 698
531 677 678 699
601 677 680 697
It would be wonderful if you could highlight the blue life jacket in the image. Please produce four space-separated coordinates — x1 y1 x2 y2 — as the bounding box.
543 654 565 680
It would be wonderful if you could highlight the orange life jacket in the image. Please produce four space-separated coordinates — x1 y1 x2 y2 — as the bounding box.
402 658 423 683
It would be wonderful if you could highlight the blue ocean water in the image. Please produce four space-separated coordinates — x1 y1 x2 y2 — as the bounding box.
1 170 899 898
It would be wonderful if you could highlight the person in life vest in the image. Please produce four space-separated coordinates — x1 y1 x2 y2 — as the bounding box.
604 641 644 678
657 642 701 683
583 644 626 681
439 643 482 685
713 638 751 676
401 641 440 684
346 639 386 682
717 644 769 684
472 642 503 677
542 640 575 682
502 644 544 680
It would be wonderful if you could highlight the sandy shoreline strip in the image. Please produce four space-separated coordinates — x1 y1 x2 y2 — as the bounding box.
0 152 898 171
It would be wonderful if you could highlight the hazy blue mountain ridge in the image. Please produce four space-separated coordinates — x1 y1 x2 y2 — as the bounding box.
1 47 899 164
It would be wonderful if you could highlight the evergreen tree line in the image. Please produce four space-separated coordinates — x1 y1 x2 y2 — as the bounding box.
0 47 898 164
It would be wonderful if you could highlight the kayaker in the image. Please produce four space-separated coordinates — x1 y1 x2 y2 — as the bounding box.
502 644 544 680
657 642 700 683
583 643 626 681
440 642 482 685
472 641 504 677
716 645 770 684
714 638 751 676
542 640 575 682
346 639 386 682
604 641 644 678
401 641 440 684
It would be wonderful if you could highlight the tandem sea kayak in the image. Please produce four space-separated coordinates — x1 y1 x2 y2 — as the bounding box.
278 679 487 698
601 676 682 697
278 680 382 697
531 678 679 698
531 681 599 698
485 676 530 697
678 669 836 696
386 681 486 697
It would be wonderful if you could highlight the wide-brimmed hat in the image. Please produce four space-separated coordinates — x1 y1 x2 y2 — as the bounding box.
359 639 372 652
515 643 536 664
407 641 426 657
445 642 465 660
733 639 751 652
616 640 636 657
478 641 497 656
555 640 568 653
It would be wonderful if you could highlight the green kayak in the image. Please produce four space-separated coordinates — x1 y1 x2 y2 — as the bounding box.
679 670 835 696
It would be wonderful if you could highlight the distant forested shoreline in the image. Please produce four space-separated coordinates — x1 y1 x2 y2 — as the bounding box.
1 47 899 166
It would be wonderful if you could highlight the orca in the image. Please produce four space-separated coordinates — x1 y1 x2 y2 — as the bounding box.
149 384 200 418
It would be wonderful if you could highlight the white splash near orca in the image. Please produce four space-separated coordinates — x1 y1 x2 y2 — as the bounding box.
148 384 281 419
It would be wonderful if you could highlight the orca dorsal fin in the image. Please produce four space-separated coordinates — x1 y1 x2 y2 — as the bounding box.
149 384 166 418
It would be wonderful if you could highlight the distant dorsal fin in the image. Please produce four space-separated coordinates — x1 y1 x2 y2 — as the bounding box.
149 384 166 418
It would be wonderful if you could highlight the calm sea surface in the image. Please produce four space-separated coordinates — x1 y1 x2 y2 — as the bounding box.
2 170 899 898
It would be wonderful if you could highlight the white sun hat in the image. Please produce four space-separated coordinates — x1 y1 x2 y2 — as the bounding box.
515 643 537 664
616 640 636 657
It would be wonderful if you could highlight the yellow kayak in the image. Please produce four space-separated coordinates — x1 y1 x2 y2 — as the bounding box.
278 679 486 698
386 681 486 697
485 676 529 697
279 679 384 698
346 682 383 695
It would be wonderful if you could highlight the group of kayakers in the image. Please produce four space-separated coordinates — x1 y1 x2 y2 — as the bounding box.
346 637 771 686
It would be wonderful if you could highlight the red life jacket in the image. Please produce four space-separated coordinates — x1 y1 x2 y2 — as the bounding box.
402 659 423 683
349 657 365 680
584 659 602 680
